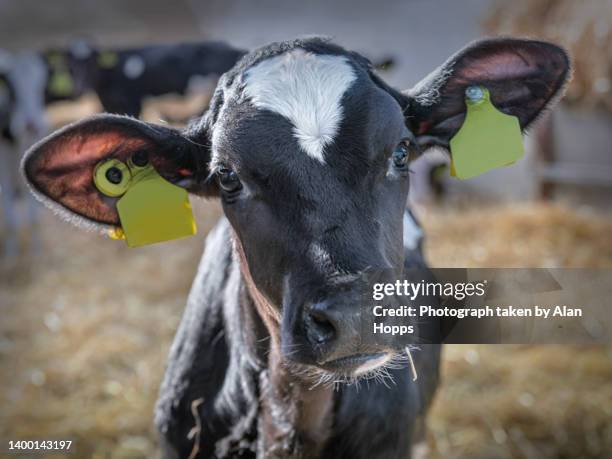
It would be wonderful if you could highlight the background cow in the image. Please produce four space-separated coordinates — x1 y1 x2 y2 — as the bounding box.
67 41 247 117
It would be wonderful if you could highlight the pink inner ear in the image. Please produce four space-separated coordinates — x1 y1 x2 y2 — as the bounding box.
45 132 126 170
459 51 536 81
27 130 149 225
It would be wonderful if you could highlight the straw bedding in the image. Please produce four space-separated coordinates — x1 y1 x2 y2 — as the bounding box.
1 201 611 458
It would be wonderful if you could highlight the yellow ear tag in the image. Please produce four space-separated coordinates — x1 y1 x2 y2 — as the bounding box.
98 51 119 69
449 86 524 180
49 71 75 97
93 154 197 247
108 227 126 240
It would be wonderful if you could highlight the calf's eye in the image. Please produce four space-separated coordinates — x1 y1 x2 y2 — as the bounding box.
392 142 409 168
216 167 242 193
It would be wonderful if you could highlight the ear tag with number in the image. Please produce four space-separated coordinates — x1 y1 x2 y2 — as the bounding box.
449 86 524 180
93 153 197 247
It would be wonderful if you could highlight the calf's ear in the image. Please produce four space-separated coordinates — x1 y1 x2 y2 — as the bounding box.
22 114 211 230
405 38 571 150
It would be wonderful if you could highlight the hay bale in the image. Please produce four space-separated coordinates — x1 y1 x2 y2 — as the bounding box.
484 0 612 112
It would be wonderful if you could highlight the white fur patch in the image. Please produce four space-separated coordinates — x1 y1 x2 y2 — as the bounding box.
243 49 356 162
403 212 423 250
123 55 145 79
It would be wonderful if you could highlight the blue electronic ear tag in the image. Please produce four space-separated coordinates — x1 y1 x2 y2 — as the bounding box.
449 86 524 180
93 153 197 247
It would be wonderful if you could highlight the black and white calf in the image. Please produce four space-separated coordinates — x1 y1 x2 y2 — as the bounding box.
22 37 570 458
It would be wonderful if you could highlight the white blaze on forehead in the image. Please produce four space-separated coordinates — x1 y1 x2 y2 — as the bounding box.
243 49 356 163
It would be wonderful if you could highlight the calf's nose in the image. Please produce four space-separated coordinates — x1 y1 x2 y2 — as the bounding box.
304 300 338 346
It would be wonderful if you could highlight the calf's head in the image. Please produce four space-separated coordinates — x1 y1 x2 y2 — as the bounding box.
23 38 569 379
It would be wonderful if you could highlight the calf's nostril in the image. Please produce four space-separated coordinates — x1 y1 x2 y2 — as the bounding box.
305 308 337 345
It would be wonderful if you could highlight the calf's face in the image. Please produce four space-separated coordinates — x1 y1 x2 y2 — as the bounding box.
208 49 414 371
22 38 570 379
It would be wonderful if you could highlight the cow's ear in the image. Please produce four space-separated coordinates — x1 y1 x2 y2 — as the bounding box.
22 114 212 230
405 38 571 150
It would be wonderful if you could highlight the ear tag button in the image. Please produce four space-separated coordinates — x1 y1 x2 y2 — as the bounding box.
449 86 524 180
94 156 197 247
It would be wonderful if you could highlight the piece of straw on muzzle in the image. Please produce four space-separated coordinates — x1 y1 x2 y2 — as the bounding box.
405 347 418 382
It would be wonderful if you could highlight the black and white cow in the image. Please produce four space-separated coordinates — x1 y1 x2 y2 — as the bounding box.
22 37 570 458
74 41 247 117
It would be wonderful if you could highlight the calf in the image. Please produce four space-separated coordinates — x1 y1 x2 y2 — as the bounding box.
22 37 570 458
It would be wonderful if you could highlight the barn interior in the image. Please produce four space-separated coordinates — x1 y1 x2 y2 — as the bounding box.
0 1 611 458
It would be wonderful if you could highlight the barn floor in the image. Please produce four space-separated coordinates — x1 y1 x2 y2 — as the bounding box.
1 200 611 459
